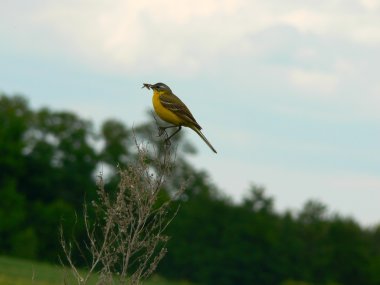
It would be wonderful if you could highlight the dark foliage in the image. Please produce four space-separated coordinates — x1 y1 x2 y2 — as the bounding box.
0 93 379 285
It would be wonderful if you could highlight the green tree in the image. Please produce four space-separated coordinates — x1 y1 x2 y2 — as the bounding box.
0 94 31 256
31 200 77 261
0 94 30 184
100 119 131 169
327 216 371 285
20 108 98 207
0 180 27 254
296 200 332 283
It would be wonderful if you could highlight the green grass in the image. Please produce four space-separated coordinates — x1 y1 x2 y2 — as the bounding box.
0 255 93 285
0 256 193 285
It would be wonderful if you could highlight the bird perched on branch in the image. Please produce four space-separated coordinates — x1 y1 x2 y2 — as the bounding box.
142 82 217 154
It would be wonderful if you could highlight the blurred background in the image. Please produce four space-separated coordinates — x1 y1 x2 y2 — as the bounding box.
1 1 380 284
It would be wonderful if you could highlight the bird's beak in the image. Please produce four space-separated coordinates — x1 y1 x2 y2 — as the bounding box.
142 83 153 90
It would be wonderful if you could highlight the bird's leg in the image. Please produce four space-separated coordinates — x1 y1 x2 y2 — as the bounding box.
165 126 182 142
158 125 178 137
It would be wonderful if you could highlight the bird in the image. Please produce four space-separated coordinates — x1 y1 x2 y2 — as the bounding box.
142 82 217 154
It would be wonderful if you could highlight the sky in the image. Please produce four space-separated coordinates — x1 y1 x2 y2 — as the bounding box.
1 0 380 226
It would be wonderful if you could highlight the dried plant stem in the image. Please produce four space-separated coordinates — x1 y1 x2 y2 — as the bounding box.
61 135 184 285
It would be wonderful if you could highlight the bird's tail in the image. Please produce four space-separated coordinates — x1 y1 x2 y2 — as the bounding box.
190 126 217 154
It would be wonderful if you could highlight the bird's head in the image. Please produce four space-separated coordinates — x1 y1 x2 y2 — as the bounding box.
142 82 172 93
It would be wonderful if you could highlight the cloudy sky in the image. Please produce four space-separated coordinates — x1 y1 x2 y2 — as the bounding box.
1 0 379 225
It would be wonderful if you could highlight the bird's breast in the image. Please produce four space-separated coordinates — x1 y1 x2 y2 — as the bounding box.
152 92 183 126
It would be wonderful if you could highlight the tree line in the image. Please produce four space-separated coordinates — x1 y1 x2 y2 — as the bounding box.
0 93 380 285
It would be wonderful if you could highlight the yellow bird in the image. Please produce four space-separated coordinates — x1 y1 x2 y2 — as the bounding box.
143 82 217 154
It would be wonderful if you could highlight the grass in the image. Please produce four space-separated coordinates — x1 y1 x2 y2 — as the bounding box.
0 256 193 285
0 255 89 285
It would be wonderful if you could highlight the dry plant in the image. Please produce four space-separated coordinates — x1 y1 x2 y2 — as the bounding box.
60 136 184 285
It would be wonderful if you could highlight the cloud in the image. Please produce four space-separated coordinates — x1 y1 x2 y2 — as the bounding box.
3 0 380 74
4 0 379 122
288 68 338 95
27 0 247 74
280 9 331 35
360 0 380 10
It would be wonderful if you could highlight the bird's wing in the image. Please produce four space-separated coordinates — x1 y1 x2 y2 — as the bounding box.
159 92 202 130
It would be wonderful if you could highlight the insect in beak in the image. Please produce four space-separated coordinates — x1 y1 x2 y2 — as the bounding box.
142 83 152 90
